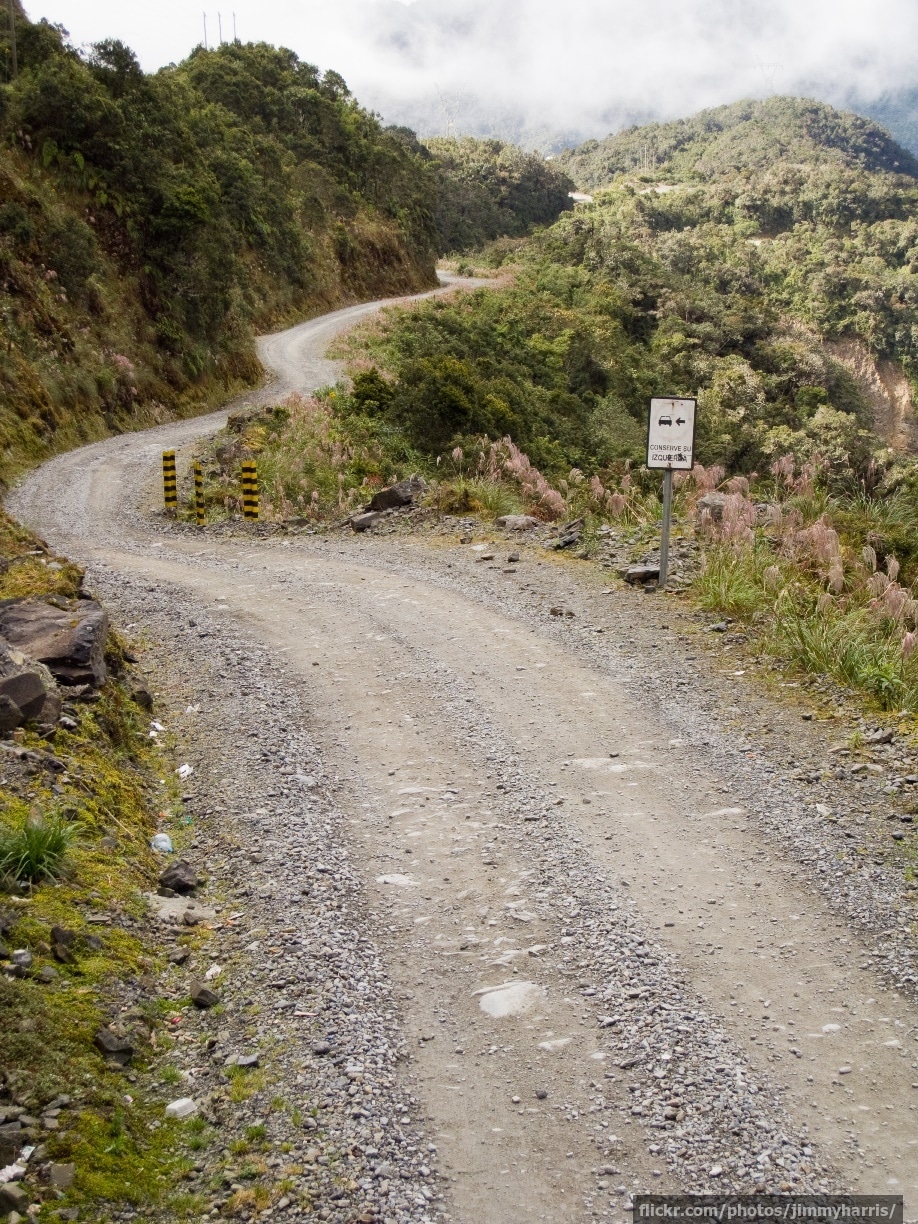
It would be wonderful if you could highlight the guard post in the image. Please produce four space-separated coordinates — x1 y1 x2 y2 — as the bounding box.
193 461 205 526
646 397 696 588
162 450 177 514
241 461 259 521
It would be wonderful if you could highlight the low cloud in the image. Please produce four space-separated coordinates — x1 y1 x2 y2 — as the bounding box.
37 0 918 146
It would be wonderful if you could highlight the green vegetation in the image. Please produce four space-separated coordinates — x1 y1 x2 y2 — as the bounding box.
202 96 918 724
426 136 574 253
555 95 918 187
0 507 195 1219
0 23 440 478
316 97 918 483
692 469 918 711
0 9 574 485
0 807 76 883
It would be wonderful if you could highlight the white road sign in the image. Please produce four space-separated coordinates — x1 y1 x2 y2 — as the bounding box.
646 397 697 470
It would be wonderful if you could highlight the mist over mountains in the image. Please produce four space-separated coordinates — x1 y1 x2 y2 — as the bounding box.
313 0 918 155
30 0 918 154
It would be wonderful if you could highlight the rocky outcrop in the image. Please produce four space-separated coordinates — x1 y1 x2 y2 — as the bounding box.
825 338 918 453
696 491 729 522
366 476 426 512
0 598 109 686
0 641 61 731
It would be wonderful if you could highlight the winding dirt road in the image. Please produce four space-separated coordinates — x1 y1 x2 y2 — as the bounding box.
8 283 918 1221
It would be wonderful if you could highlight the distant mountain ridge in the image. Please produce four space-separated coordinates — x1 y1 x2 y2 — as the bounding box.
555 97 918 192
363 87 918 164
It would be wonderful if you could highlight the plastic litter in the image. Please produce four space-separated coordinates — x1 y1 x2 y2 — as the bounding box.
176 763 193 780
151 833 174 853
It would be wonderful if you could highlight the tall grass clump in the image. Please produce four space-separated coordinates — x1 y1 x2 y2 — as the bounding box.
694 452 918 710
0 809 77 886
694 543 789 620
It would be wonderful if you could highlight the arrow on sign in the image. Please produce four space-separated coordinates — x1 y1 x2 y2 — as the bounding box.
676 417 686 425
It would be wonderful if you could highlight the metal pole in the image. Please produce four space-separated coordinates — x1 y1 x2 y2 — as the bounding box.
659 468 673 588
8 0 17 79
203 12 208 49
217 11 222 43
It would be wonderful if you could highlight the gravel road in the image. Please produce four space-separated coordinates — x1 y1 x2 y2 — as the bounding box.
8 281 918 1222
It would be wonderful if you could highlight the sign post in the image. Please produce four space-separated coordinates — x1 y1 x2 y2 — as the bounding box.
646 397 696 588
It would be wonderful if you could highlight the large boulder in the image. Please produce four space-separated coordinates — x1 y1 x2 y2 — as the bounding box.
367 475 426 512
0 640 61 731
696 491 728 523
0 599 109 687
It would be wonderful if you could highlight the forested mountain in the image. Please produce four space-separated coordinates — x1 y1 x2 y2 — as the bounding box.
425 137 573 252
556 97 918 190
333 98 918 479
0 11 571 481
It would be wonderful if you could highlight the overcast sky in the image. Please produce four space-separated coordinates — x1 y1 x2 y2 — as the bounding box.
29 0 918 143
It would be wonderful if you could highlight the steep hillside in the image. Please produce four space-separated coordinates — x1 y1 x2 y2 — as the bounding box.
557 96 918 190
424 136 574 253
325 97 918 482
0 22 443 480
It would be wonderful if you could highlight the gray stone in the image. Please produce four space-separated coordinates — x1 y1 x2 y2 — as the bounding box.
350 512 382 533
495 514 540 532
158 859 199 895
552 519 583 550
131 686 153 711
49 1162 75 1191
696 491 728 523
190 981 220 1009
865 729 893 745
0 1130 21 1166
50 926 76 964
93 1029 134 1065
624 564 660 585
164 1098 197 1119
0 1183 28 1212
0 600 108 687
0 640 61 730
366 475 426 512
0 693 23 733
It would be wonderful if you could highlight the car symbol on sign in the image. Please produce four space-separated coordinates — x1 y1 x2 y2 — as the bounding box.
657 415 672 426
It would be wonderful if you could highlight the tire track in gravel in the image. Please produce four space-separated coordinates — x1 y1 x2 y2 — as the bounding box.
8 291 918 1219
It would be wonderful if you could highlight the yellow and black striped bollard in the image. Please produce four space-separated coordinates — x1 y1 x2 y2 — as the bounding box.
162 450 177 514
193 461 205 526
241 461 259 521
